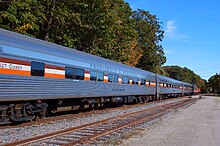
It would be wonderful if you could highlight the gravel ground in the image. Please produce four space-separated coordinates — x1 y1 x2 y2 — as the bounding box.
0 98 187 145
122 96 220 146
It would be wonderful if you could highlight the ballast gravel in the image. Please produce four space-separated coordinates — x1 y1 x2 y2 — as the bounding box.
0 97 188 145
122 96 220 146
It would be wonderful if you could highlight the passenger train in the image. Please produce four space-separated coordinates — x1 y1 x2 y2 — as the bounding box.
0 28 199 124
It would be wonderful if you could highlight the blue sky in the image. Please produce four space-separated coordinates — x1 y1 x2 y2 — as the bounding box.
125 0 220 80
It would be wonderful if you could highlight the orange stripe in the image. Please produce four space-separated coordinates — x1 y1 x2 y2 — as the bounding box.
103 75 108 82
84 77 90 81
0 68 30 76
146 82 150 86
44 73 65 78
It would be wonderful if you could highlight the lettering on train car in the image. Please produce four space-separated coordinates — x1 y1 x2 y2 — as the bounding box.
90 63 143 78
112 88 125 91
90 63 118 73
0 62 7 68
0 62 22 70
9 64 22 70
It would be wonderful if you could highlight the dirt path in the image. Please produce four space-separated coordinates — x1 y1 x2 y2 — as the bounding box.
122 96 220 146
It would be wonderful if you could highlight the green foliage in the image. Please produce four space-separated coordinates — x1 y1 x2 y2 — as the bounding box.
1 0 209 92
1 0 165 75
132 9 166 73
208 73 220 93
65 0 138 63
0 0 59 38
163 66 206 92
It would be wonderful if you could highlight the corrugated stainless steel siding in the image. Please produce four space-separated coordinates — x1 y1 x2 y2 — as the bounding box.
159 88 183 94
0 28 155 80
0 75 156 102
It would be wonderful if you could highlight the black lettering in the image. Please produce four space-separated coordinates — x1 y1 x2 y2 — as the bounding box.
9 64 22 70
112 89 125 92
0 63 7 68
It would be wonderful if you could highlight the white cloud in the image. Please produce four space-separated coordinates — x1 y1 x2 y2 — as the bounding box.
165 20 176 36
165 20 189 40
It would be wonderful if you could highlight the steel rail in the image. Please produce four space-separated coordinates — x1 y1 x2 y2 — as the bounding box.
4 98 199 146
0 97 180 129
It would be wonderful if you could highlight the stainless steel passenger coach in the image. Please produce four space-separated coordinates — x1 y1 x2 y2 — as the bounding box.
0 28 197 124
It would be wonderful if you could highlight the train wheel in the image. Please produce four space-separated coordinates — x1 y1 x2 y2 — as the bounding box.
0 106 11 125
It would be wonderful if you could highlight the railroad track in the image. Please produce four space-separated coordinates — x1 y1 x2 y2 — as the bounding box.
0 97 180 129
4 98 199 146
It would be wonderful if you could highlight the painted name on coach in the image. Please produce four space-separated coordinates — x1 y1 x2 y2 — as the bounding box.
0 62 22 70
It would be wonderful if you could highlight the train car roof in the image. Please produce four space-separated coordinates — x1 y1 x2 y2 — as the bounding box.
156 74 181 84
0 28 193 85
0 28 155 79
156 74 193 86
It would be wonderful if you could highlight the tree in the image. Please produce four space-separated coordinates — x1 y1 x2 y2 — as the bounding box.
0 0 138 63
208 73 220 93
0 1 166 72
0 0 60 40
131 9 166 73
0 0 39 35
64 0 138 63
163 65 206 92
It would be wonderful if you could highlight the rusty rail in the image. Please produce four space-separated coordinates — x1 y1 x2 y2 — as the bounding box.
4 98 199 146
0 97 181 129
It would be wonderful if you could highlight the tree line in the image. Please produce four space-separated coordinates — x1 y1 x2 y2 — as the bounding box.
207 74 220 94
162 66 206 93
1 0 215 92
0 0 165 71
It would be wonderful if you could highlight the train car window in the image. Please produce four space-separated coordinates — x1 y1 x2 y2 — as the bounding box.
122 76 125 84
108 74 113 82
65 67 74 79
141 79 146 85
31 61 45 77
90 71 97 81
122 76 129 84
136 78 139 85
126 77 130 84
75 68 84 80
122 76 128 84
113 75 118 83
132 77 138 85
98 72 104 81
